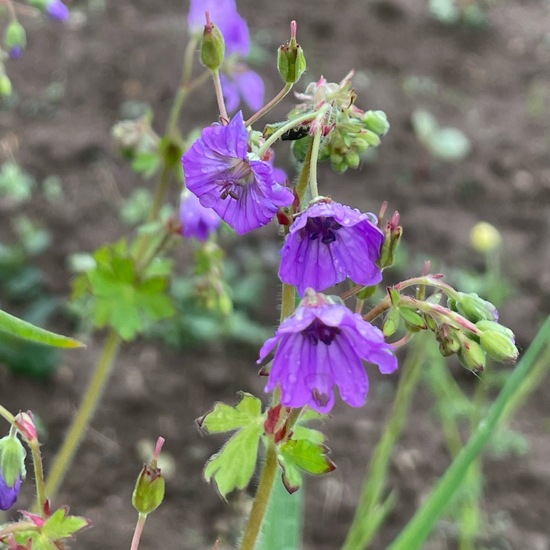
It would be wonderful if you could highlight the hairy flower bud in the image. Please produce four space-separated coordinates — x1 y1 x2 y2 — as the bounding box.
132 437 165 515
455 292 498 323
277 20 306 84
480 330 518 362
201 17 225 71
0 435 26 488
457 338 486 373
378 211 402 269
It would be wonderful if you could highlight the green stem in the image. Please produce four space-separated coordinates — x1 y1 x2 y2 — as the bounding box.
295 138 314 204
388 316 550 550
257 111 319 159
341 335 425 550
240 442 279 550
308 124 323 199
245 83 293 127
44 329 121 501
0 404 16 425
29 440 46 513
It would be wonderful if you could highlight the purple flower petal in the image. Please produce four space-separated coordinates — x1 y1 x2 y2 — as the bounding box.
180 190 221 241
0 470 21 511
258 293 397 413
182 112 293 234
279 199 384 296
221 69 265 113
46 0 69 21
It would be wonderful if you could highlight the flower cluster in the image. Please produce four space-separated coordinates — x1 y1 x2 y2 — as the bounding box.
188 0 264 112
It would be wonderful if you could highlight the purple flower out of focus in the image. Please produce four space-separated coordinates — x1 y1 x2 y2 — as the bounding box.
258 291 398 413
0 469 21 511
188 0 264 112
279 199 384 296
182 112 293 234
46 0 69 21
180 189 221 242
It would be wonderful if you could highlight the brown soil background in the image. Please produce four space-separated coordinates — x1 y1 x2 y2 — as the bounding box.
1 0 550 549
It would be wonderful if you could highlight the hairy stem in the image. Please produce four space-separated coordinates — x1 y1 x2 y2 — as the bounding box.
239 442 279 550
29 440 47 513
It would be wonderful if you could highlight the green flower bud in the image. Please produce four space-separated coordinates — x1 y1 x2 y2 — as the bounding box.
480 330 518 362
470 222 501 254
458 338 486 373
378 211 402 269
363 110 390 136
5 21 26 50
475 320 515 340
0 435 26 487
201 21 225 71
132 437 165 515
277 21 306 84
436 326 461 357
0 74 12 97
455 292 498 323
345 151 360 169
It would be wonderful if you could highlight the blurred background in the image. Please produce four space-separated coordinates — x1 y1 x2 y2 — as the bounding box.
1 1 549 548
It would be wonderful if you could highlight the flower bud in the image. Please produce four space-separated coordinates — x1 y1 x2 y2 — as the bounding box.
0 435 26 488
4 21 26 51
479 330 518 362
363 110 390 136
436 325 461 357
457 338 486 373
0 74 12 97
277 21 306 84
201 18 225 71
0 435 25 510
378 211 402 269
455 292 498 323
475 320 514 340
470 222 501 254
132 437 165 515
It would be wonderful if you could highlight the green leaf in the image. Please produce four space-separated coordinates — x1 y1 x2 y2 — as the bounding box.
200 393 265 497
280 439 336 476
0 309 83 349
131 151 160 178
71 241 174 341
204 426 263 497
198 392 263 433
42 507 91 539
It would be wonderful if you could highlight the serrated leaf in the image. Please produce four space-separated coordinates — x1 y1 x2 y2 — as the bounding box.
42 507 90 539
278 458 303 494
0 309 83 349
292 426 325 445
280 439 336 477
198 393 263 433
203 425 263 497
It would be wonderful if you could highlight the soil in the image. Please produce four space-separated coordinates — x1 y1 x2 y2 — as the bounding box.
1 0 550 549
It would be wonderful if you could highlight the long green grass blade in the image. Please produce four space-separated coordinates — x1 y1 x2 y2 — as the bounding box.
0 308 83 349
259 475 303 550
388 316 550 550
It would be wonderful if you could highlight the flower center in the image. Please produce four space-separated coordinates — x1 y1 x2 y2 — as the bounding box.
306 216 343 245
218 159 254 200
303 318 341 345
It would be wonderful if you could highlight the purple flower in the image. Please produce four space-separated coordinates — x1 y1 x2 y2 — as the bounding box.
46 0 69 21
279 199 384 296
221 68 264 113
258 292 397 413
182 112 294 234
188 0 249 56
180 189 221 241
0 469 21 511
